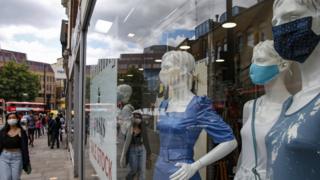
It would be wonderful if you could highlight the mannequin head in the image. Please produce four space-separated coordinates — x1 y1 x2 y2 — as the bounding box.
273 0 320 30
250 40 291 85
159 51 195 89
272 0 320 63
117 84 132 104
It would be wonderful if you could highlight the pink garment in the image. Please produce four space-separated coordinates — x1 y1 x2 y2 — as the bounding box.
35 121 41 128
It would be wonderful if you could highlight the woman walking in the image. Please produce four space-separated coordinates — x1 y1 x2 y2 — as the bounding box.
120 110 151 180
0 112 32 180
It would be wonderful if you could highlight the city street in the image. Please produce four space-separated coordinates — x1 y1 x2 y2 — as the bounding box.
21 134 74 180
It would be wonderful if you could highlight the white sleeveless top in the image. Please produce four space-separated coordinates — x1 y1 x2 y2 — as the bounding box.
234 97 281 180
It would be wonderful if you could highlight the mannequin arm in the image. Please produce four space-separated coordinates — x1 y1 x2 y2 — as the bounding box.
170 139 237 180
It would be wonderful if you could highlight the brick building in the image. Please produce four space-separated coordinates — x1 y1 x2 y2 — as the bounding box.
27 60 57 109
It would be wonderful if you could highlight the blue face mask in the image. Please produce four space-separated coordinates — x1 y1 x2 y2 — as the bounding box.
249 64 280 85
117 92 124 102
272 16 320 63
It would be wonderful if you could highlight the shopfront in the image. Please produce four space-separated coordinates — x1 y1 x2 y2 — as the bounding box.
62 0 319 179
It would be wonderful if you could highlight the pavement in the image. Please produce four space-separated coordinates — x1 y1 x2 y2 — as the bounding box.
21 133 75 180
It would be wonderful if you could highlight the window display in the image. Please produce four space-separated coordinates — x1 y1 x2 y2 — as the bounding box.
265 0 320 180
235 40 291 180
62 0 320 179
155 51 237 180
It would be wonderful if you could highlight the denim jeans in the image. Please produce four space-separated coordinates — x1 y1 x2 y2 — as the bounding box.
126 145 146 180
0 150 23 180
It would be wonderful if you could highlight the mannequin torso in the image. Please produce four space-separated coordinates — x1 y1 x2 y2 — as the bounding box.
286 44 320 114
236 74 290 180
155 51 237 180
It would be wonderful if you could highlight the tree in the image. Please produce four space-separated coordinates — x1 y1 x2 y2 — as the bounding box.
0 61 40 101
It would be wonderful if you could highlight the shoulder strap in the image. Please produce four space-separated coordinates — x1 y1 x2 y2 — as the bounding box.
251 99 261 180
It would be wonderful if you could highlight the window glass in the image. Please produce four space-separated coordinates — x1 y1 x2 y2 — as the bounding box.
83 1 274 180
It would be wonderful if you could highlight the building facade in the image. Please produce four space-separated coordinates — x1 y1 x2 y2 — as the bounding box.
51 58 67 110
27 60 57 109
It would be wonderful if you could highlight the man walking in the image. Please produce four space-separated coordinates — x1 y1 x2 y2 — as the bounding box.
51 115 61 149
47 113 54 147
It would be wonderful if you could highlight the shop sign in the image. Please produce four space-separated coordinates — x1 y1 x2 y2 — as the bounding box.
89 59 118 180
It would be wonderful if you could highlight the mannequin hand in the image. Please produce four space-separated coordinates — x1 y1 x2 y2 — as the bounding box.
169 161 201 180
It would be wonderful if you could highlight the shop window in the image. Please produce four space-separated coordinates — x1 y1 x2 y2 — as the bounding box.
237 34 244 52
247 31 254 47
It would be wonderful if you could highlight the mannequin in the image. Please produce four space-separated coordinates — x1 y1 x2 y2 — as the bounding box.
265 1 320 179
234 40 291 180
117 84 134 135
154 51 237 180
272 0 320 113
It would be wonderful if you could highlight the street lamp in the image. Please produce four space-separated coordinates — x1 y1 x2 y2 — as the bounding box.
222 22 237 28
179 45 190 50
215 59 225 62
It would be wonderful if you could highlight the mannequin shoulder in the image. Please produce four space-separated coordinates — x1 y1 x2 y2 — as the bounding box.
195 96 212 106
243 99 255 112
242 99 256 124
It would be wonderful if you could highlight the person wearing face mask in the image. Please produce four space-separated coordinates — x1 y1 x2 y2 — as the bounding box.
234 40 291 180
0 112 32 179
120 110 151 180
264 1 320 180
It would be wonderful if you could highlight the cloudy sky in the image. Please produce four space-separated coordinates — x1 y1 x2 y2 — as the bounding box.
86 0 257 65
0 0 67 64
0 0 256 65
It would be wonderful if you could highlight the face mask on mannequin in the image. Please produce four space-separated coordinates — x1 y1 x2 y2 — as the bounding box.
117 92 124 102
273 16 320 63
249 64 280 85
8 119 18 126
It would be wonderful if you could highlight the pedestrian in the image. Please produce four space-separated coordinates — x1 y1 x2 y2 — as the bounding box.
35 115 41 139
20 117 28 133
51 115 61 149
47 113 54 147
120 110 151 180
26 111 35 147
41 114 46 135
0 112 32 180
58 113 65 142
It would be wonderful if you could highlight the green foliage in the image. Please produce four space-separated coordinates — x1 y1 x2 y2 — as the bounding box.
0 61 40 101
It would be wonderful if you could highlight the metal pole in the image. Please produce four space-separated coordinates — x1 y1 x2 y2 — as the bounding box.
73 61 79 178
43 64 46 110
78 30 87 180
226 0 235 83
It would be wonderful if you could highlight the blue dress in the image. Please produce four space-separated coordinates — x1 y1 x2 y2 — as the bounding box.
153 96 235 180
265 93 320 180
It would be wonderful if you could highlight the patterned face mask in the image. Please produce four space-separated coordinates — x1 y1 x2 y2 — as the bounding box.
272 16 320 63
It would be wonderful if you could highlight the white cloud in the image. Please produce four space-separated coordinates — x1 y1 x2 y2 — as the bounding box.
1 40 61 64
167 35 188 47
1 0 258 64
86 33 142 65
0 25 60 41
0 0 66 64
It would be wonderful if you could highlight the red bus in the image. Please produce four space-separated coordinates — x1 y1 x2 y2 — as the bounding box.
6 101 45 113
